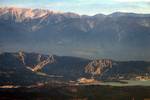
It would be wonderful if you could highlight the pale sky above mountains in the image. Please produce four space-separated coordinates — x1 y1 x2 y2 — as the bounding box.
0 0 150 15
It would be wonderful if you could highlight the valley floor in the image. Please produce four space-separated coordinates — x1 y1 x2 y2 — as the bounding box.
0 85 150 100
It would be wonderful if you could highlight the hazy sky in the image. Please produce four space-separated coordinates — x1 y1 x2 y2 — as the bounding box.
0 0 150 15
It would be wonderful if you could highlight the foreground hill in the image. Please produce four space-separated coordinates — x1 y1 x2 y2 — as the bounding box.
0 52 150 85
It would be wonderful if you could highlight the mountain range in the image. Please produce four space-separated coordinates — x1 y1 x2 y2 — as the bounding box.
0 7 150 60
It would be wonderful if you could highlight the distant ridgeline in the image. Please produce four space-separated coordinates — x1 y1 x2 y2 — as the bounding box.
0 51 150 85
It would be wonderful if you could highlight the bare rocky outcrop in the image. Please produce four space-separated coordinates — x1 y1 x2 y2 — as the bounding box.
85 59 112 78
18 50 25 65
17 51 55 72
31 55 55 72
